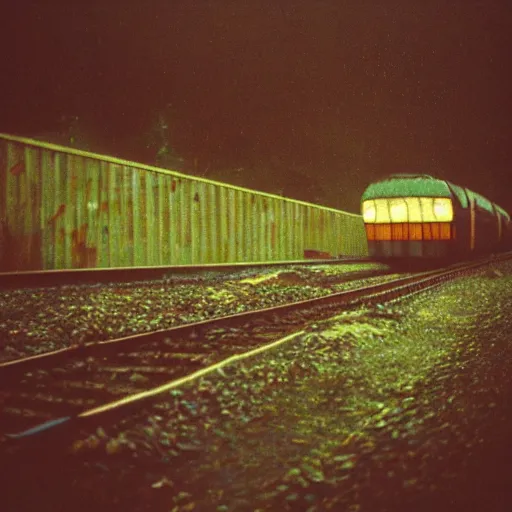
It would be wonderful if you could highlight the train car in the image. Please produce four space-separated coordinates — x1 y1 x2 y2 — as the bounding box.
0 133 368 272
361 174 511 260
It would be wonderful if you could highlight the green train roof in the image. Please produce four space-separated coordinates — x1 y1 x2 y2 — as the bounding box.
496 204 511 221
361 174 509 216
361 175 452 201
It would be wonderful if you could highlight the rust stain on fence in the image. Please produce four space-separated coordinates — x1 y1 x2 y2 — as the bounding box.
48 204 66 224
9 161 25 176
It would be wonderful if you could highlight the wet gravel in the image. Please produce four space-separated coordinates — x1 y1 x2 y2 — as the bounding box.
0 263 390 362
2 259 511 512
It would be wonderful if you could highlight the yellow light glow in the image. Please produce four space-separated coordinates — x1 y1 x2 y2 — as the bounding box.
362 197 453 223
404 197 422 222
362 201 376 222
389 199 408 222
375 201 390 223
433 198 453 221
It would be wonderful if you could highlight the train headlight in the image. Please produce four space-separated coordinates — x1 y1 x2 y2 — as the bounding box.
433 198 453 221
362 201 376 223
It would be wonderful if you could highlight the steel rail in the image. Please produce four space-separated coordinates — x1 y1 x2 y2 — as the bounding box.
1 254 509 443
0 257 374 289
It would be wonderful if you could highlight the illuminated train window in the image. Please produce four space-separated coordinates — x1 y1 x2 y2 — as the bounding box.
362 197 453 223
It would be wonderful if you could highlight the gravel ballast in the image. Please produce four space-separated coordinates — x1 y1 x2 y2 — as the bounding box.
3 260 512 512
0 263 390 362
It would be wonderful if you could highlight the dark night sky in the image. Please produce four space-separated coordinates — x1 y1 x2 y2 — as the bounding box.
1 0 511 212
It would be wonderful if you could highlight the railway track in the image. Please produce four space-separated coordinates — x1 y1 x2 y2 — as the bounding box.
0 257 373 290
0 255 507 448
0 261 394 363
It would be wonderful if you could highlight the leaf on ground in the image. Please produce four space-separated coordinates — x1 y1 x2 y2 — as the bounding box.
333 454 355 462
339 460 355 470
151 476 174 489
105 438 122 455
301 463 325 483
129 373 149 383
176 442 202 451
283 468 302 481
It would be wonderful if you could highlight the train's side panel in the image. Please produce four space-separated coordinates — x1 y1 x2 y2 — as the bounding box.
464 188 503 255
0 134 368 271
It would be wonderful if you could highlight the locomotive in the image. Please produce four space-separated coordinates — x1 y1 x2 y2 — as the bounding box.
361 174 511 260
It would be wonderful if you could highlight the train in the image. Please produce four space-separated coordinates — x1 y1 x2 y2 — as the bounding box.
361 174 512 260
0 133 368 272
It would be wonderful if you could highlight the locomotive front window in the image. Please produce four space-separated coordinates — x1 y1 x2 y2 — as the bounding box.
362 197 453 223
419 197 453 221
432 198 453 221
362 201 376 222
404 197 422 222
362 199 391 223
375 200 391 223
389 198 408 222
